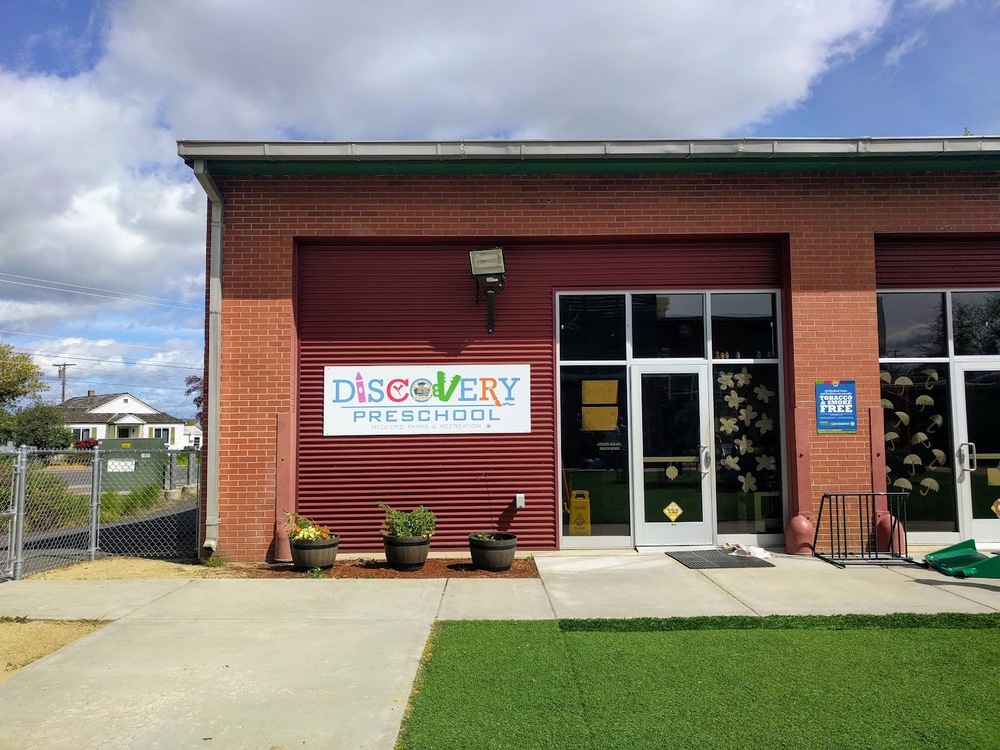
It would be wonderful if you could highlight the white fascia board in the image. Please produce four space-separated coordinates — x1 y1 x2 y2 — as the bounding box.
112 415 146 425
177 136 1000 162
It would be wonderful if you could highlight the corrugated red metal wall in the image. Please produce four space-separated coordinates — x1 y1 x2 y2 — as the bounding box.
296 237 781 550
876 236 1000 287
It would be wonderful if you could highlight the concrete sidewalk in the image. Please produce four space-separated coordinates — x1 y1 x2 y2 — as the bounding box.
1 553 999 749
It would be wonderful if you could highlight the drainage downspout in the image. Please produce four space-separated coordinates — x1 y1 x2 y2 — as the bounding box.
193 158 223 553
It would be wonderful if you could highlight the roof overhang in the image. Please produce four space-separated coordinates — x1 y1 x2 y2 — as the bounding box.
113 415 146 425
178 136 1000 176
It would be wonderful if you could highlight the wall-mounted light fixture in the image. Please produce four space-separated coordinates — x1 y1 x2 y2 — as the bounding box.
469 247 505 334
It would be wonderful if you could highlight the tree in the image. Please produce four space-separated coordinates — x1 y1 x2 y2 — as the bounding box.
185 374 204 423
0 343 46 409
7 402 73 449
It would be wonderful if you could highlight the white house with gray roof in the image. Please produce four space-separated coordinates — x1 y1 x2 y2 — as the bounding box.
58 391 190 450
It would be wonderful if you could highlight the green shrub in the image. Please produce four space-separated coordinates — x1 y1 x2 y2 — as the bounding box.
99 483 164 522
23 465 88 532
379 501 437 538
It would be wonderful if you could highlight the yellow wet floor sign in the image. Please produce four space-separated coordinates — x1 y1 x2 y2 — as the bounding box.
568 490 592 535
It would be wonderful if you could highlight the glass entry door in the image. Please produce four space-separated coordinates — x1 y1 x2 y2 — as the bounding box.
956 365 1000 542
630 365 714 546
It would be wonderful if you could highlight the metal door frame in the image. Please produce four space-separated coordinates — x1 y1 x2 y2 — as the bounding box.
629 363 715 547
954 361 1000 543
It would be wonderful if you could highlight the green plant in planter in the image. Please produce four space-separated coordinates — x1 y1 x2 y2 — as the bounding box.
379 502 437 572
468 472 518 572
470 532 503 541
378 502 437 538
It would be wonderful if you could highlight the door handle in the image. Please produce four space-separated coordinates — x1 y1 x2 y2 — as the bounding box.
959 442 977 473
697 445 711 475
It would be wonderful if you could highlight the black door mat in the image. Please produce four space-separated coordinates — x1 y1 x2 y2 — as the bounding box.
666 549 774 569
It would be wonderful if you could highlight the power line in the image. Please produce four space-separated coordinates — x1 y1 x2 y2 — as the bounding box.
59 379 191 392
0 273 202 311
0 272 203 308
0 328 200 354
17 348 201 370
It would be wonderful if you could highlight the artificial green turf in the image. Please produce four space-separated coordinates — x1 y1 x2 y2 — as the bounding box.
400 621 586 750
396 615 1000 750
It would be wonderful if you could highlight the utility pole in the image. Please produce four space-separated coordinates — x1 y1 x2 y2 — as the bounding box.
51 362 76 404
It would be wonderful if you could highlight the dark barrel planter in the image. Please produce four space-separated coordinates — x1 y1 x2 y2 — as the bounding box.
383 535 431 571
290 535 339 570
469 533 518 572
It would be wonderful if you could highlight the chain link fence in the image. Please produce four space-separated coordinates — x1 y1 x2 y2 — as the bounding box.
1 446 200 580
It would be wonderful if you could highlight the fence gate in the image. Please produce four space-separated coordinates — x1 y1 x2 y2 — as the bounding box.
1 450 15 580
2 447 200 581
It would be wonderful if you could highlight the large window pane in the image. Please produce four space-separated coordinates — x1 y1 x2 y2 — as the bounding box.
639 372 702 523
711 294 777 359
559 295 626 361
880 362 956 532
632 294 705 358
877 293 946 358
713 363 783 533
560 366 629 537
953 291 1000 356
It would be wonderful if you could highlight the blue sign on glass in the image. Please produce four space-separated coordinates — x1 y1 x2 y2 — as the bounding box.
816 380 857 434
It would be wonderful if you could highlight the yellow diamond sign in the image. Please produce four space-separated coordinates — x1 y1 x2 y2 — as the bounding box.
992 498 1000 519
664 502 683 522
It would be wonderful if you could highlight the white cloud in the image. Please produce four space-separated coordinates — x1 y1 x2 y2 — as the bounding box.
2 0 906 412
884 31 926 67
911 0 964 12
96 0 894 139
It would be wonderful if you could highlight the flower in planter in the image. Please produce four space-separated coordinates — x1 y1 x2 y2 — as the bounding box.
284 511 331 542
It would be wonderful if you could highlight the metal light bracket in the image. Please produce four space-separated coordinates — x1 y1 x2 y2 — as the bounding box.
470 248 506 334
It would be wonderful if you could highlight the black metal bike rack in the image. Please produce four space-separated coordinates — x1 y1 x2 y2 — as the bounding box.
813 492 914 568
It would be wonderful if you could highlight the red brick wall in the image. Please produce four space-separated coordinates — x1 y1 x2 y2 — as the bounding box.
206 170 1000 560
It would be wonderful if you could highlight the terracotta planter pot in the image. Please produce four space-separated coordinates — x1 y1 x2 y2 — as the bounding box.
383 535 430 571
290 536 339 570
469 533 517 572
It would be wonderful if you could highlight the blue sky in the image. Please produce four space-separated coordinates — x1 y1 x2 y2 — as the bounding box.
0 0 997 419
766 2 1000 137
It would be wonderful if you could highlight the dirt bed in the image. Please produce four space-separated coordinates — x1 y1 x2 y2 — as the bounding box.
1 619 103 685
28 554 539 580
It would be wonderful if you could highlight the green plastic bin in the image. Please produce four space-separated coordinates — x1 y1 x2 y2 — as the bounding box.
924 539 1000 579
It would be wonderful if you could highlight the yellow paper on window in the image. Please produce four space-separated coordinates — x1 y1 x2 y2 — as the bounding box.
582 406 618 431
582 380 617 405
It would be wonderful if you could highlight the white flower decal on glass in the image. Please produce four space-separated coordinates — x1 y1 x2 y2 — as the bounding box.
721 455 740 471
738 473 757 492
753 384 774 403
735 435 755 455
724 390 745 409
756 454 776 472
735 367 752 387
755 413 774 434
717 371 735 390
738 405 758 426
718 417 739 435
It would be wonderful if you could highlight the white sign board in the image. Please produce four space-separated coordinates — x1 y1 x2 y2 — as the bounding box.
324 365 531 436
